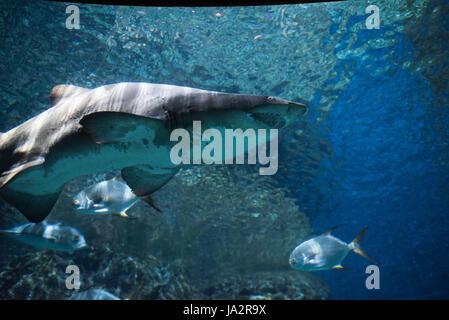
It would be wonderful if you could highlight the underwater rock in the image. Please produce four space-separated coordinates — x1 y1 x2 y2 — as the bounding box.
0 165 329 300
200 271 329 300
152 165 313 280
52 165 314 274
0 246 199 300
68 288 120 300
0 248 328 300
52 165 323 297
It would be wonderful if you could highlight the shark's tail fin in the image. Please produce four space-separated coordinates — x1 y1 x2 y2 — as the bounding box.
348 227 377 264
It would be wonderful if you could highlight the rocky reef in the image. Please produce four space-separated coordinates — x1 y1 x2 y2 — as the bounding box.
0 165 329 300
0 247 195 300
0 248 328 300
200 271 328 300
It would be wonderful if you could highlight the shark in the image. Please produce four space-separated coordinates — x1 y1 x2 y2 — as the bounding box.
0 82 307 222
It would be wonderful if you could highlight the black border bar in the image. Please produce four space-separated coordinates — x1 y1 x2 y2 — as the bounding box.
47 0 346 7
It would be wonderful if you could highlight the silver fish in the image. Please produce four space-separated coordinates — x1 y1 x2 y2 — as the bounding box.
68 288 120 300
73 175 161 219
0 220 86 252
289 226 376 271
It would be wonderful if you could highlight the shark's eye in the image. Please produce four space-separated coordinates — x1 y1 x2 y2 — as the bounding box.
73 235 79 242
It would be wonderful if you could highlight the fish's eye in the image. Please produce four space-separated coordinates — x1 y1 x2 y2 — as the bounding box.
73 235 79 242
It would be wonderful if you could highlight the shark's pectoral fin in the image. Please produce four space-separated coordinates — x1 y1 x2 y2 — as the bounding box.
121 165 178 211
121 165 178 196
140 195 162 213
0 186 61 223
79 111 168 145
0 157 45 189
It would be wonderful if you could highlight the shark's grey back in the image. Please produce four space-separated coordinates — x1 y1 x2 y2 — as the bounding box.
0 82 268 189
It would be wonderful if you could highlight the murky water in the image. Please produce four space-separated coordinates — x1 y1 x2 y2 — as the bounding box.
0 1 448 299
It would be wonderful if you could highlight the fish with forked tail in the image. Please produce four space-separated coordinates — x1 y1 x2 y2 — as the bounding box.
289 226 377 271
0 220 86 252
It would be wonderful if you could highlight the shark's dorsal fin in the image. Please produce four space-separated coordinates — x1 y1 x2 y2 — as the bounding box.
50 84 89 106
321 224 345 236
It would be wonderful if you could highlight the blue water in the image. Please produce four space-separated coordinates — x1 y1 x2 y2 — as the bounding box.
0 0 448 299
308 59 449 299
287 2 449 299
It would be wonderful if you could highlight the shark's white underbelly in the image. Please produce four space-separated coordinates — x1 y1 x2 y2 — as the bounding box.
6 139 176 195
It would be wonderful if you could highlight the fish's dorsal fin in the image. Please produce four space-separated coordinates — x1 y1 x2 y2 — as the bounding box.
50 84 89 106
332 265 350 270
348 227 377 264
112 174 122 181
321 224 345 236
